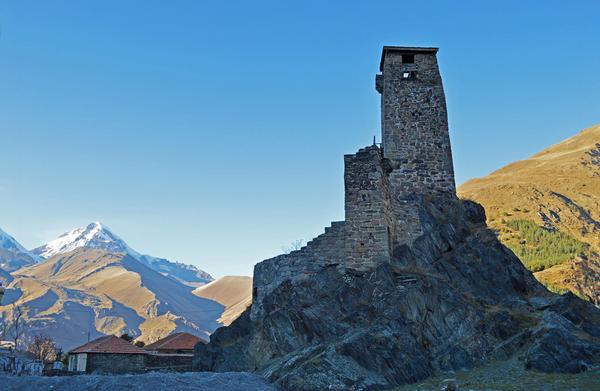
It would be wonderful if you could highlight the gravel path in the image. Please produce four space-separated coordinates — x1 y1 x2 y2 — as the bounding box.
1 371 279 391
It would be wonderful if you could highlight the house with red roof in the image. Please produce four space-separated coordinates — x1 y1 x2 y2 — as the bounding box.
143 332 206 372
67 335 147 374
144 332 206 355
67 332 208 374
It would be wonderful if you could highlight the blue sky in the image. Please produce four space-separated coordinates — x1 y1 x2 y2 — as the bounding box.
1 1 599 277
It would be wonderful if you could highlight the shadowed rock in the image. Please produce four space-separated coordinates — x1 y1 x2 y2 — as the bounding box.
194 46 600 390
195 197 600 389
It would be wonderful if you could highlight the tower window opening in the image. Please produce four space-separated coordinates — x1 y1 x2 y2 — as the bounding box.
402 54 415 63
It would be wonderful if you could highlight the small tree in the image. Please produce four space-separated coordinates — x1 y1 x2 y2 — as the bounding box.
282 239 304 254
134 340 145 348
9 304 27 350
27 335 58 363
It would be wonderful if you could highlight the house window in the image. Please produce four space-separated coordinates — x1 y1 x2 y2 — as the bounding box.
402 54 415 63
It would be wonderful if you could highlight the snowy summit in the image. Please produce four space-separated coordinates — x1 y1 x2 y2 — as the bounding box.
33 222 213 287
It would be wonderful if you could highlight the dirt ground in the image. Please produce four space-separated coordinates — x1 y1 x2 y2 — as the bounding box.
0 371 278 391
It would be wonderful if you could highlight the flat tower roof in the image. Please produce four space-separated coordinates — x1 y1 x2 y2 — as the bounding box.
380 46 439 71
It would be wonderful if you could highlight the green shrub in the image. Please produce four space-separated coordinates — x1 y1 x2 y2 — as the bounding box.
502 219 589 272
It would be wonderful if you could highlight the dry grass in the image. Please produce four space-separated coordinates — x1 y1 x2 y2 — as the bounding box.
193 276 252 326
392 358 600 391
458 124 600 303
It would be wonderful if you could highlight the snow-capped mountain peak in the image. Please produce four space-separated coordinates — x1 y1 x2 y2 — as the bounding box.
32 222 212 287
33 222 137 259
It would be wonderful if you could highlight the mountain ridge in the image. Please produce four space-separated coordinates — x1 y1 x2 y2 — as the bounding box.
32 222 213 287
0 227 40 275
1 247 224 350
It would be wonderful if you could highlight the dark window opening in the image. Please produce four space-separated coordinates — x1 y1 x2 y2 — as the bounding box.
402 54 415 63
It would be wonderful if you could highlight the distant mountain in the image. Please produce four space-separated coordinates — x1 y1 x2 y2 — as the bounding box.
32 222 212 287
459 124 600 304
1 248 224 350
0 268 12 284
193 276 252 326
0 227 39 276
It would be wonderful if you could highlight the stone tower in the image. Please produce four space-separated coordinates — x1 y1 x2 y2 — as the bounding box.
376 46 455 195
252 46 459 312
376 46 456 246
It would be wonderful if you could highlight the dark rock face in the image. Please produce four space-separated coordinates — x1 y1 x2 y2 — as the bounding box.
194 196 600 390
194 46 600 389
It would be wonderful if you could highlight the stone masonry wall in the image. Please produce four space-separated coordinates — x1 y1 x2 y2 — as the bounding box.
378 48 456 246
344 146 394 268
379 49 455 195
86 353 146 374
146 353 193 372
251 221 345 320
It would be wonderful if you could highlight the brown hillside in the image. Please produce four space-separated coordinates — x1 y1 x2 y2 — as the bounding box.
0 248 223 350
193 276 252 326
459 124 600 304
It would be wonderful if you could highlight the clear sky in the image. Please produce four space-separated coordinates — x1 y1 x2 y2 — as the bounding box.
1 1 599 277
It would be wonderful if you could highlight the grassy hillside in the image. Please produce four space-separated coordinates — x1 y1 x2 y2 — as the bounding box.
459 125 600 304
392 357 600 391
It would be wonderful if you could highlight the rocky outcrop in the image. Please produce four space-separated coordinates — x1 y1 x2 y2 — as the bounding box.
534 254 600 306
194 196 600 390
194 47 600 389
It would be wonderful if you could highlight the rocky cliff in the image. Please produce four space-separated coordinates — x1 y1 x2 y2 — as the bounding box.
195 196 600 390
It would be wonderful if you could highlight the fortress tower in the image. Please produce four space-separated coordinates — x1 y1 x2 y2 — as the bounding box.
376 46 455 195
344 46 457 265
375 46 456 246
252 46 458 313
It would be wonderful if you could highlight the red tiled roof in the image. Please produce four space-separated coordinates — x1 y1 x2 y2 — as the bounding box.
69 335 147 355
144 332 205 351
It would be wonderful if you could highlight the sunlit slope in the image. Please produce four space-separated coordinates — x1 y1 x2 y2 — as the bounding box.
459 124 600 304
193 276 252 326
0 248 223 350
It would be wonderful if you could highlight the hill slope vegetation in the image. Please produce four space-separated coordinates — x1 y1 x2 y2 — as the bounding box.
459 124 600 304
